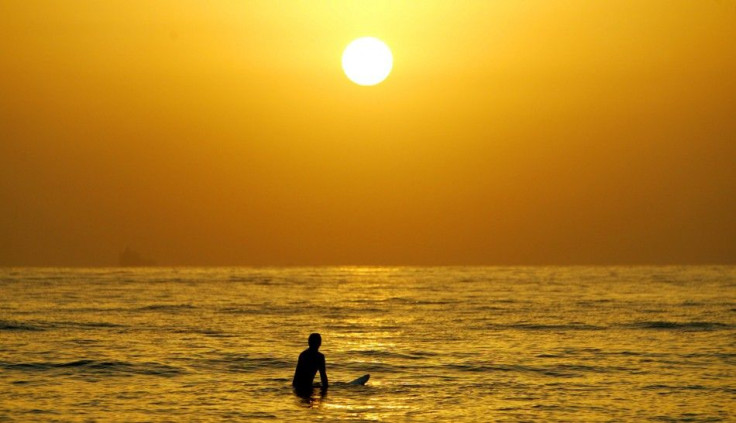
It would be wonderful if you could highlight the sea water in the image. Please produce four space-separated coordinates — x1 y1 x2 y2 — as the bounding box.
1 266 734 422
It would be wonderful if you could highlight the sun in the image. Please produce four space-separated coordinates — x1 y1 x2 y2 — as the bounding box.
342 37 393 86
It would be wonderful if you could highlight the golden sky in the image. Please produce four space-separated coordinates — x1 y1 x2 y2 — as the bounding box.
1 1 735 266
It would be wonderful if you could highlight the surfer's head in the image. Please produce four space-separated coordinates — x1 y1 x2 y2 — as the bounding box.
308 333 322 350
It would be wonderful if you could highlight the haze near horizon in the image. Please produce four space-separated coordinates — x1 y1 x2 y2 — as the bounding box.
1 1 735 266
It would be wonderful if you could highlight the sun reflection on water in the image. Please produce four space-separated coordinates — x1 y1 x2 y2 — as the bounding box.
1 267 734 421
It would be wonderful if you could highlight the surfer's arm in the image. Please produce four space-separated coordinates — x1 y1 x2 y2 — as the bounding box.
319 356 328 389
292 352 305 386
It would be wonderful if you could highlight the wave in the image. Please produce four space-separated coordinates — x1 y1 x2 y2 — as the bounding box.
0 320 44 331
340 361 414 373
325 323 403 332
57 321 127 329
354 350 439 360
642 384 733 394
682 352 736 360
220 305 301 315
136 304 197 311
60 304 199 313
2 320 128 331
494 321 736 332
196 354 293 372
171 328 233 337
446 362 632 378
625 321 731 331
228 275 274 285
386 297 455 305
0 359 183 376
226 412 277 419
488 323 606 331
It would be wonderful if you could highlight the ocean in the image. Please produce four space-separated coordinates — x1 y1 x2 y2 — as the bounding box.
1 266 734 422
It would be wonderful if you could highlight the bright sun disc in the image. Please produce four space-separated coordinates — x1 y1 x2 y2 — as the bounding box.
342 37 393 86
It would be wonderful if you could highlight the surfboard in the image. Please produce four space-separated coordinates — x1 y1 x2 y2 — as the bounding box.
347 374 370 385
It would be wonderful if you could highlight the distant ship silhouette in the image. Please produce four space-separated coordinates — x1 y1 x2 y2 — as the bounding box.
119 247 156 267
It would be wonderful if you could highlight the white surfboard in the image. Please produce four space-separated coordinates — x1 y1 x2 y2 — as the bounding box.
347 374 370 385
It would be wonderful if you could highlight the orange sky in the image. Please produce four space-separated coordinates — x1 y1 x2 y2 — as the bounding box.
1 1 735 266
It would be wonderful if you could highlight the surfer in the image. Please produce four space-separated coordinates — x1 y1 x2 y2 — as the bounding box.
293 333 329 394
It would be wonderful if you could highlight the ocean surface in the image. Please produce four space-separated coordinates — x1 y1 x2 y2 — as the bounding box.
1 266 735 422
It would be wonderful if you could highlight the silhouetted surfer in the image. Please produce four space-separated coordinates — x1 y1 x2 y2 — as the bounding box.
293 333 328 395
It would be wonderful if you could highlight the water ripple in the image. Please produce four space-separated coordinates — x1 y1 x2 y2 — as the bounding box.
625 321 731 331
0 359 184 377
